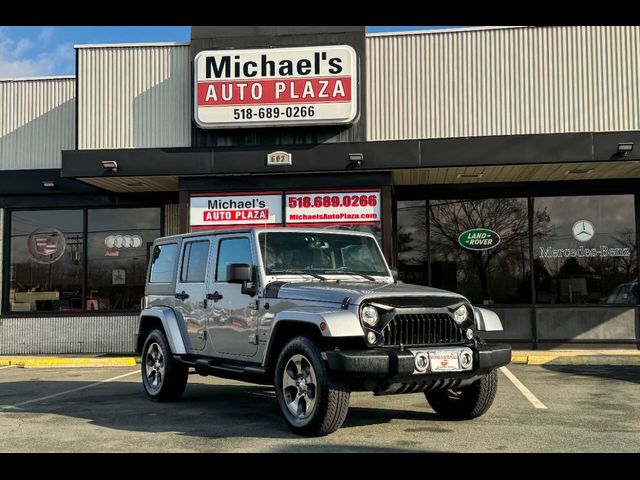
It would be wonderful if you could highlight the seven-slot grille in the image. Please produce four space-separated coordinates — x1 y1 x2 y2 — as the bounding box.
381 312 465 346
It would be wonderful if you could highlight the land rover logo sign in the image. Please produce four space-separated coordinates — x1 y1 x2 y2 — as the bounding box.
458 228 501 251
28 228 66 264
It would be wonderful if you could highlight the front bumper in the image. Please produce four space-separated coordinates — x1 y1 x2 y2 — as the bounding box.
325 343 511 380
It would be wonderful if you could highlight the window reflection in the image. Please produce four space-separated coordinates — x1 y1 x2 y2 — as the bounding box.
10 210 84 312
429 198 531 304
533 195 637 304
87 208 161 311
396 201 428 285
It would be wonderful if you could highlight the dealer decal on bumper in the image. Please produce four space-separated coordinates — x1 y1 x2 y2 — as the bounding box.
409 347 474 375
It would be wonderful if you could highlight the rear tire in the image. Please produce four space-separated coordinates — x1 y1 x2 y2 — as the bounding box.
425 369 498 419
141 329 188 402
274 336 351 436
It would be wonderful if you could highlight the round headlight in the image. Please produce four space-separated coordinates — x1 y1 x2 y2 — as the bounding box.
466 328 474 340
453 305 468 325
361 305 379 327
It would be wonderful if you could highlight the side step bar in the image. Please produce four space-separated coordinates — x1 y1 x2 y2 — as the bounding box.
175 355 269 384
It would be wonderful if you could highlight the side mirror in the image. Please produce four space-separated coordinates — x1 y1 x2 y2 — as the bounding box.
227 263 256 296
227 263 253 283
389 266 399 282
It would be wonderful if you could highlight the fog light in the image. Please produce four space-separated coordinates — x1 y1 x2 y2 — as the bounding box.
466 328 474 340
460 351 473 369
366 331 377 345
414 352 429 373
453 305 468 324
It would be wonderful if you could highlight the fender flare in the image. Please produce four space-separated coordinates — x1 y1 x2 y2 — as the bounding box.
272 308 364 338
261 308 365 367
138 307 188 354
473 307 504 332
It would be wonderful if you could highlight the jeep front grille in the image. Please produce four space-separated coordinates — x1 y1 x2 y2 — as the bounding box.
381 313 465 346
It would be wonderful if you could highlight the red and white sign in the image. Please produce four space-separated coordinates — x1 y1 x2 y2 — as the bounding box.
190 193 282 229
285 190 381 227
194 45 358 129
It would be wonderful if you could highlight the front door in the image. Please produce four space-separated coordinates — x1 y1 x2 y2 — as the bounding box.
174 238 213 351
208 235 258 358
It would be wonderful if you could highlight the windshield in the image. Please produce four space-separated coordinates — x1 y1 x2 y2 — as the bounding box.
258 232 389 277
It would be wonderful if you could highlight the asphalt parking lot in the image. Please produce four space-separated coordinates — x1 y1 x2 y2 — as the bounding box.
0 363 639 452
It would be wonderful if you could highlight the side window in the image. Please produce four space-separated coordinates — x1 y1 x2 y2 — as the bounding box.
180 241 210 283
216 237 252 282
149 243 179 283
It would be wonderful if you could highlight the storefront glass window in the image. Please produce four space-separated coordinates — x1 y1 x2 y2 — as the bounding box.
430 198 531 304
396 200 428 285
9 210 84 313
285 225 383 247
86 208 161 311
533 195 637 304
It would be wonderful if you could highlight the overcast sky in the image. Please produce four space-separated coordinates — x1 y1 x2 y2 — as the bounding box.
0 26 469 78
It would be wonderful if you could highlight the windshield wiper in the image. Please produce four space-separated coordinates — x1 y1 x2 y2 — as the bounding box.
270 269 327 280
323 268 376 281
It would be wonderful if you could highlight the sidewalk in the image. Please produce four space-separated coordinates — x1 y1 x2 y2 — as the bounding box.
0 355 137 368
511 349 640 366
2 350 640 368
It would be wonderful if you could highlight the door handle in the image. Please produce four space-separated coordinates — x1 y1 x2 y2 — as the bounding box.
175 291 190 300
206 291 223 302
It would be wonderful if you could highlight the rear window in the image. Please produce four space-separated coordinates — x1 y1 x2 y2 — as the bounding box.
149 243 179 283
180 241 210 283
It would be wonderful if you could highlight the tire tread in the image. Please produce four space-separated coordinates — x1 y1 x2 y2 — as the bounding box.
425 369 498 420
275 336 351 436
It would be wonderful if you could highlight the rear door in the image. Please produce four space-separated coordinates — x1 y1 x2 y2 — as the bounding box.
174 238 213 351
207 234 259 358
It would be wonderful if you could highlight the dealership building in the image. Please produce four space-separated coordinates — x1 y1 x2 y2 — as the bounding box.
1 25 640 354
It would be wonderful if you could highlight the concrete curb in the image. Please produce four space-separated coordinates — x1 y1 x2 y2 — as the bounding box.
511 354 640 366
0 357 137 369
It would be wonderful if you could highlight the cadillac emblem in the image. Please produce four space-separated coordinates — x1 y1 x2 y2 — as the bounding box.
28 228 66 264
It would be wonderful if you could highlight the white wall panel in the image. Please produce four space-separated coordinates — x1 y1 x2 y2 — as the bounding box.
0 77 75 169
77 45 191 149
367 26 640 140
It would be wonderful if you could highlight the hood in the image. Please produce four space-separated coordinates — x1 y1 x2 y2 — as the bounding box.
270 281 467 306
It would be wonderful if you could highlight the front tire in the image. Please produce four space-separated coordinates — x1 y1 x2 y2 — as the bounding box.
141 329 188 402
274 336 351 436
425 369 498 419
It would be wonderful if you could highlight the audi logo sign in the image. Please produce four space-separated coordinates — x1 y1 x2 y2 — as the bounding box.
104 235 143 249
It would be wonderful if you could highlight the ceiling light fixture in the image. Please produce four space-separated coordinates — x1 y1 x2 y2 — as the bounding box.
565 168 594 175
457 173 484 179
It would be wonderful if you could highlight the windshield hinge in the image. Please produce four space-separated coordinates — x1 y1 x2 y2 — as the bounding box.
341 296 352 310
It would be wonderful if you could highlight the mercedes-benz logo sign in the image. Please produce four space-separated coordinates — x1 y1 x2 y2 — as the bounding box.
572 220 595 242
104 235 143 249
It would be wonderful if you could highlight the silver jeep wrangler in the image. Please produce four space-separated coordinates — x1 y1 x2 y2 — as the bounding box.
136 228 511 436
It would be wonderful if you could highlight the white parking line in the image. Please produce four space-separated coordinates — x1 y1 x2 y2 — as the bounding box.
0 366 15 370
0 369 139 412
499 366 548 410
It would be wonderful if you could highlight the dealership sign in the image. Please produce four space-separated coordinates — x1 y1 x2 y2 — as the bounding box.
285 190 381 226
193 45 358 129
190 193 282 229
458 228 501 251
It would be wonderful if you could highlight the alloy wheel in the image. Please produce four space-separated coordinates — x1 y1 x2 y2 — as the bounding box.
282 353 318 419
